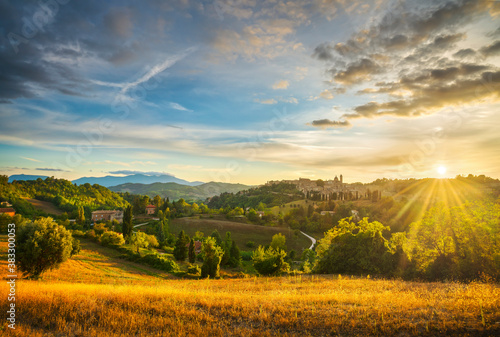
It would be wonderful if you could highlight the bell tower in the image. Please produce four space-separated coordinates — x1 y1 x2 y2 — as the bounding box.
340 174 343 183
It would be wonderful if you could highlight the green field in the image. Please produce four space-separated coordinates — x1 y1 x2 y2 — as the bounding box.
171 217 312 252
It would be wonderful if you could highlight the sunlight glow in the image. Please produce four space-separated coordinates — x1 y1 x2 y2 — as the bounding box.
437 166 447 176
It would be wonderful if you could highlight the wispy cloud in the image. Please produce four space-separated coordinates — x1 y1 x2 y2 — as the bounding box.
169 102 192 112
108 170 172 176
20 156 42 162
36 168 68 172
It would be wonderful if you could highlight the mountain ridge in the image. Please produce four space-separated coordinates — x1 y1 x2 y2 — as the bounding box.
109 181 251 201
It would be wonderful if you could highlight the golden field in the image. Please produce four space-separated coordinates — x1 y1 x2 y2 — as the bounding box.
1 236 500 336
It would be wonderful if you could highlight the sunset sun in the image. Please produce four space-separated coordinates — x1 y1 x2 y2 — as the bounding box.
437 166 447 176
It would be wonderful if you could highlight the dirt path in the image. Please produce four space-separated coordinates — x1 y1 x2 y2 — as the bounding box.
300 231 316 250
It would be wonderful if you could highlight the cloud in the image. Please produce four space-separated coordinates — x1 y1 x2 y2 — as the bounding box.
108 170 172 176
453 48 478 59
342 70 500 120
332 58 381 85
36 168 68 172
120 48 195 95
310 0 500 125
309 119 351 128
254 98 277 104
319 89 335 100
169 102 192 112
272 80 289 90
20 157 41 162
480 40 500 57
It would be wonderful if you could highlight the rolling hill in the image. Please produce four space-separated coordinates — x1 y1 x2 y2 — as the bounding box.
109 181 250 201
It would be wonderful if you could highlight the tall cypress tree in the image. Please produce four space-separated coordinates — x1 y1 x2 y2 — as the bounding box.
122 205 133 240
188 239 196 263
173 230 189 261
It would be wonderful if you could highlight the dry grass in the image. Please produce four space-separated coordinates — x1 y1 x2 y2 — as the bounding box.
1 236 499 336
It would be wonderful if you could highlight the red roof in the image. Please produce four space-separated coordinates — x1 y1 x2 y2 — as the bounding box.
0 208 15 213
146 205 156 208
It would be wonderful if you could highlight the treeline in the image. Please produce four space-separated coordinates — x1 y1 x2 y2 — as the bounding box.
207 182 304 209
0 175 129 218
313 201 500 282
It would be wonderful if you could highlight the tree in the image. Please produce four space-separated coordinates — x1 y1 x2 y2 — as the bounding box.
314 218 394 275
122 206 133 240
221 231 232 266
173 230 189 261
188 239 196 263
17 217 78 278
130 231 150 253
76 206 85 226
201 237 224 278
407 202 500 281
210 229 223 247
229 240 241 268
252 246 290 276
100 231 125 246
270 233 287 252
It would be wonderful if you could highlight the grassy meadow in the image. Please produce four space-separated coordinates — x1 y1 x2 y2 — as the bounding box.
1 235 500 336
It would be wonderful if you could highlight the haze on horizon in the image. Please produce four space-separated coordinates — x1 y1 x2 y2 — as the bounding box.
0 0 499 185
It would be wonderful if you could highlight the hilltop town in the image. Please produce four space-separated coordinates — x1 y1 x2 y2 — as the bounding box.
266 175 367 201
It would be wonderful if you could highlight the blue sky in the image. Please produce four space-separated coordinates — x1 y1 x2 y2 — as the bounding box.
0 0 499 185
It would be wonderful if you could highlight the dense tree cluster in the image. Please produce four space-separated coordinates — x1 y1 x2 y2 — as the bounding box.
207 183 304 209
0 175 129 218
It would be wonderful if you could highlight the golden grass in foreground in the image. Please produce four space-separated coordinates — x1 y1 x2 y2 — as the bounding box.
1 277 499 336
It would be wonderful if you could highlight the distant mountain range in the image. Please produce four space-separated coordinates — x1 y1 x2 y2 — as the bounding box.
8 173 204 188
109 181 251 201
8 174 49 182
72 174 204 187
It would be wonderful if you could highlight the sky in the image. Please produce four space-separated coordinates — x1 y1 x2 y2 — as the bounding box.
0 0 499 185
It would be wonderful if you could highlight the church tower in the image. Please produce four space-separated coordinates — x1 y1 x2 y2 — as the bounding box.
340 174 343 183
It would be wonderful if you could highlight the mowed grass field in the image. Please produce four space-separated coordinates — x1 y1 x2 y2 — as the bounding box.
1 235 500 336
171 217 312 252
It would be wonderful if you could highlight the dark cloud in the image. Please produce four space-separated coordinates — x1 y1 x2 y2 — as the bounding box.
36 168 68 172
332 58 381 85
384 34 409 50
453 48 477 59
309 119 351 128
312 43 334 61
309 0 500 128
343 70 500 119
480 40 500 57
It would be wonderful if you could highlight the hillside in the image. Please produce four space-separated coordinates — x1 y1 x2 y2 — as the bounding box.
1 234 499 336
170 217 311 252
0 176 129 217
110 181 250 201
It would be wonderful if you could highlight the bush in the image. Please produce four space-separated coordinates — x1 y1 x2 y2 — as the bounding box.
17 217 77 278
240 251 253 261
252 246 290 276
246 241 256 248
187 264 201 276
100 231 125 247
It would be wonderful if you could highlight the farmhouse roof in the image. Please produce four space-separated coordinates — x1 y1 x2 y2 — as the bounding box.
0 208 15 213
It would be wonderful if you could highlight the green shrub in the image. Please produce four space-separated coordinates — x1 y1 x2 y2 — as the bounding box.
100 231 125 247
252 246 290 276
